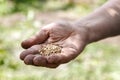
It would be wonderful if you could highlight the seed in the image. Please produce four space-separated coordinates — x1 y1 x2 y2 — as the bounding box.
39 44 62 56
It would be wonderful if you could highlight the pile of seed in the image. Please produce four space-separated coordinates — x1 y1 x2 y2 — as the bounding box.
39 44 62 56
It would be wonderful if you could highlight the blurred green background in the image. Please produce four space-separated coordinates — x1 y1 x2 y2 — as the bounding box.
0 0 120 80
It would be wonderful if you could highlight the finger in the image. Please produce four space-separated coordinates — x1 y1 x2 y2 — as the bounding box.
33 55 59 68
24 54 35 65
21 29 49 49
20 45 42 60
33 55 47 67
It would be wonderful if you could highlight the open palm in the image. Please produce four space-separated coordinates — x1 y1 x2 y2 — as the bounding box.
20 21 88 68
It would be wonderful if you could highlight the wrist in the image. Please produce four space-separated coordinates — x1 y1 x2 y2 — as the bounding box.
73 15 107 43
72 19 90 44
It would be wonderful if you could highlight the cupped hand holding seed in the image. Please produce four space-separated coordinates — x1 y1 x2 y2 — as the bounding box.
20 21 89 68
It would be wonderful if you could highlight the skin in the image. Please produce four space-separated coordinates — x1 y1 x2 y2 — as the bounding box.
20 0 120 68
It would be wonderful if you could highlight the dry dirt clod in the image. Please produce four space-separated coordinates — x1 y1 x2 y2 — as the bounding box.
39 44 62 56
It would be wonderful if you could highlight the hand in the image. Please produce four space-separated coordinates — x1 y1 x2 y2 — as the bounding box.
20 21 89 68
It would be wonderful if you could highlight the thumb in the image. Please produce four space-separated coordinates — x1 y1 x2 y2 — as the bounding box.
21 29 49 49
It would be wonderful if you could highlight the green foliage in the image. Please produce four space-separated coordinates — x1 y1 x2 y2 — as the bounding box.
0 0 108 16
11 0 47 13
0 0 14 15
0 0 47 15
